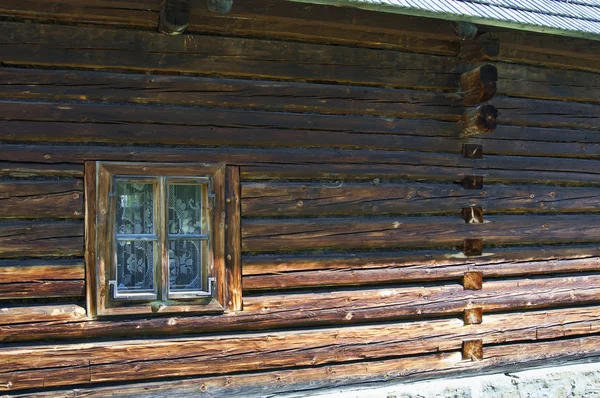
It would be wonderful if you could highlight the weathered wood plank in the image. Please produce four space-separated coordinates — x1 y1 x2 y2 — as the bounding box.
0 281 84 299
2 271 600 343
0 180 83 219
225 167 242 312
0 259 84 283
242 215 600 252
2 305 600 391
0 21 465 90
241 182 600 217
0 162 83 178
84 161 96 318
4 144 600 187
0 222 83 258
0 0 159 28
242 248 600 290
0 304 86 326
16 332 600 397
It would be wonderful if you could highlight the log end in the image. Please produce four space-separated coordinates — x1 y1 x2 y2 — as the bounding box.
464 308 483 325
463 271 483 289
460 65 498 106
208 0 233 13
462 339 483 361
460 104 499 137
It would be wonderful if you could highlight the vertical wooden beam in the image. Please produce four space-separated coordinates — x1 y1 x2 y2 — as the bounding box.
225 166 242 312
159 0 190 35
84 161 97 318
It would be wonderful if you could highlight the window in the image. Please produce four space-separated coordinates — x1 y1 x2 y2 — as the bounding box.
89 162 229 316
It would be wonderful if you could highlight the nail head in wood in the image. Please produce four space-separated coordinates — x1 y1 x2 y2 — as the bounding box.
461 207 483 224
159 0 190 35
462 340 483 361
460 65 498 106
459 33 500 62
461 105 499 137
464 307 483 325
208 0 233 13
461 176 483 190
462 144 483 159
463 271 483 289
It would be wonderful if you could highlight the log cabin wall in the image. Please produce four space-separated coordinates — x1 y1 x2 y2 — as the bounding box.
1 0 600 395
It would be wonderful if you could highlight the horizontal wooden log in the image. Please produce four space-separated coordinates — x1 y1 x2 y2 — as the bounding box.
16 332 600 397
2 304 600 391
4 144 600 187
0 180 83 219
242 214 600 252
0 21 465 90
0 259 84 283
2 69 598 132
0 281 84 299
0 162 83 178
242 248 600 291
0 304 86 326
0 222 83 258
241 182 600 217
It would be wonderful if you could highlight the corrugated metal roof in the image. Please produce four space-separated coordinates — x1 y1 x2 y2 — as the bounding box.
289 0 600 40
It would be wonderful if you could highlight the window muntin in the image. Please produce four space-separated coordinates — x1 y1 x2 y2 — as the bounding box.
92 162 227 317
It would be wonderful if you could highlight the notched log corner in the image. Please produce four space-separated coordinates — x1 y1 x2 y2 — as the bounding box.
460 65 498 106
159 0 190 35
461 207 483 224
462 339 483 361
459 33 500 63
208 0 233 13
460 105 499 137
464 307 483 325
461 176 483 190
462 270 483 289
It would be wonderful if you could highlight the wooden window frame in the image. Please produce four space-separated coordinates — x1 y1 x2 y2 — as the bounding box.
88 162 229 317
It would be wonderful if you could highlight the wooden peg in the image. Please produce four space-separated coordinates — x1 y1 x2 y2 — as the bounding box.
460 65 498 106
208 0 233 13
462 340 483 361
459 33 500 63
159 0 190 35
463 271 483 289
461 176 483 190
462 144 483 159
461 207 483 224
464 308 483 325
460 105 499 137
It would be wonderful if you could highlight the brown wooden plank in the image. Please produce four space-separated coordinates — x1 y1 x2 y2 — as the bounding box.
3 271 600 344
84 161 96 318
0 304 86 326
242 248 600 290
0 180 83 219
0 281 84 299
16 332 600 397
0 221 83 258
0 162 83 178
0 21 465 90
225 166 242 312
0 0 159 28
0 259 84 283
242 214 600 252
4 144 600 187
241 182 600 217
2 304 600 391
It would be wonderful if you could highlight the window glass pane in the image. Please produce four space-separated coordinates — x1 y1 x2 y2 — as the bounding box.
116 182 154 235
116 241 154 292
168 184 204 235
169 240 202 292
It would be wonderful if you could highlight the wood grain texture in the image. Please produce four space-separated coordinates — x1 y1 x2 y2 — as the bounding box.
84 161 96 318
225 167 242 312
242 215 600 252
0 162 83 178
0 221 83 258
0 259 84 283
0 180 83 219
241 182 600 217
0 21 465 90
15 332 600 397
0 304 86 326
2 271 600 343
2 304 600 391
242 249 600 291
